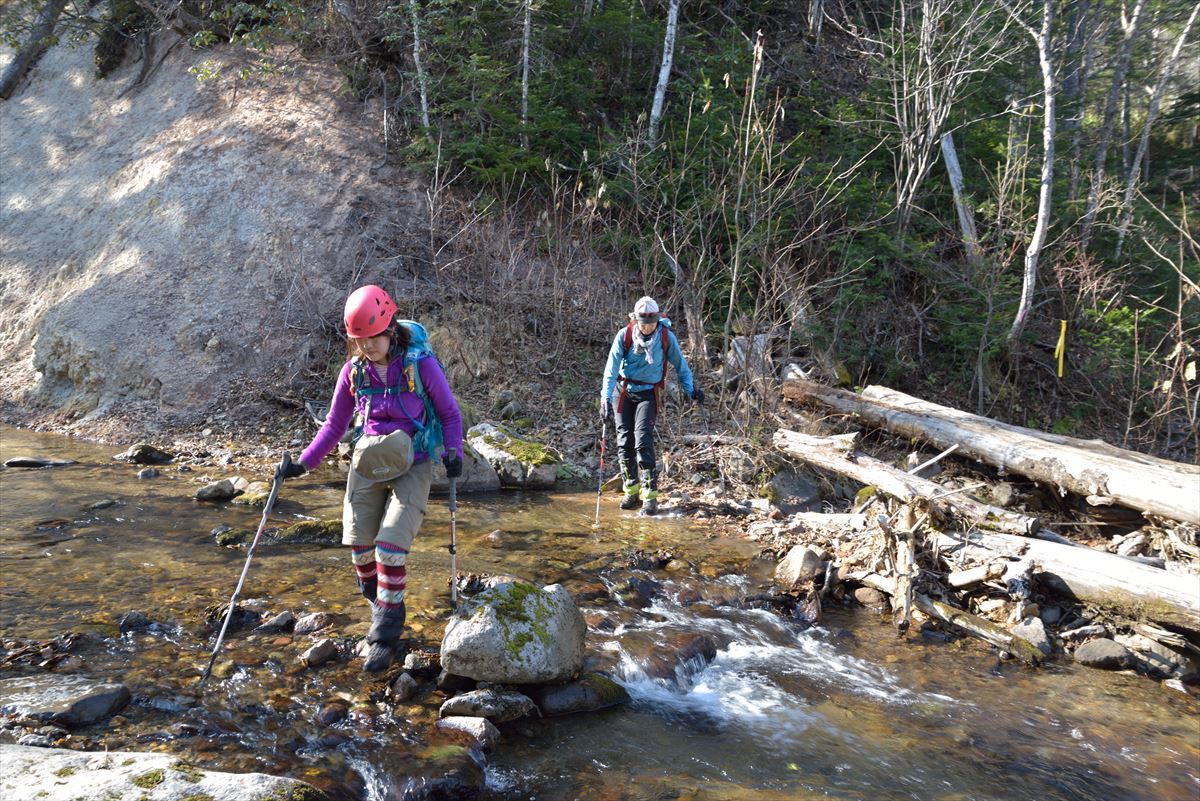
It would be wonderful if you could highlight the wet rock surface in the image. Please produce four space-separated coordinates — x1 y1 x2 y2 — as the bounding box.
0 744 330 800
523 672 630 717
438 688 537 722
0 675 130 728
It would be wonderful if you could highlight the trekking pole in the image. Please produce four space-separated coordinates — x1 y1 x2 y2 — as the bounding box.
199 451 290 687
593 415 607 527
448 475 458 609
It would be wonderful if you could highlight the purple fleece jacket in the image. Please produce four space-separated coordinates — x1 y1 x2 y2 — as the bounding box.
298 357 463 471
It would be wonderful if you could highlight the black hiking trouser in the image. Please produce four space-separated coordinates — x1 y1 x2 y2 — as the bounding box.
616 388 658 496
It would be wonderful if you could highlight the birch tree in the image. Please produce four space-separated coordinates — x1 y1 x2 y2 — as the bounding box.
881 0 1016 233
647 0 680 143
940 132 983 268
519 0 532 148
1114 1 1199 259
408 0 431 130
1003 0 1055 348
1078 0 1148 249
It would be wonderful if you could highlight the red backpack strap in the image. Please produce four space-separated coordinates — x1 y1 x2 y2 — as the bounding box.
653 328 671 412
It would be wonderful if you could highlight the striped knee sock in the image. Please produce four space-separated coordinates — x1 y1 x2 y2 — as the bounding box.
375 542 408 610
351 545 376 593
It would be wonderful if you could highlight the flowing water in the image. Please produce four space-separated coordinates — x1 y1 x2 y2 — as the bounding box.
1 425 1197 801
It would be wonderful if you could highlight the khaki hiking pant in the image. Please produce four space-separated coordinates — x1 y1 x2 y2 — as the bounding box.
342 458 434 550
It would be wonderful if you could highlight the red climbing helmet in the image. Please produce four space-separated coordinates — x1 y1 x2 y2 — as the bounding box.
344 285 397 338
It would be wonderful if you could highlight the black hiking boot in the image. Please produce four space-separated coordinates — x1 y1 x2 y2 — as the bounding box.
363 602 406 673
620 494 641 510
640 498 658 516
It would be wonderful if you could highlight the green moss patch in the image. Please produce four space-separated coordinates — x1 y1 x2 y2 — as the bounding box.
172 760 204 783
132 769 165 789
53 767 75 777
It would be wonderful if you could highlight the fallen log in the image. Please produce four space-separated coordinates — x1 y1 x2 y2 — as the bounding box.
773 429 1042 536
783 380 1200 524
854 573 1043 665
930 530 1200 633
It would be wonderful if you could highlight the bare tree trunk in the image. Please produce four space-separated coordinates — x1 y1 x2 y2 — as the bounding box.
940 132 983 269
0 0 71 100
1079 0 1148 248
647 0 680 143
408 0 431 130
808 0 825 43
1006 0 1055 348
1066 0 1098 202
1114 2 1200 259
520 0 532 149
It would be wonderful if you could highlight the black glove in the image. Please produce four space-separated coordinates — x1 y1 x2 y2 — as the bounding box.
281 458 307 480
443 451 463 479
691 388 705 404
599 398 611 421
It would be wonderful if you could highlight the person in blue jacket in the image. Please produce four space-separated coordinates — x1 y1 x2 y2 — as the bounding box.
600 296 702 515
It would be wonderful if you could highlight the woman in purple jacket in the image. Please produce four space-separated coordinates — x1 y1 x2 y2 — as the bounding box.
283 285 464 672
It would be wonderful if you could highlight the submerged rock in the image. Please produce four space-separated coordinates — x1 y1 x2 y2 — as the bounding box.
4 456 76 468
0 675 130 728
436 716 501 751
293 613 336 635
524 672 630 717
274 519 341 545
391 672 419 702
255 611 296 633
0 744 330 800
441 581 585 684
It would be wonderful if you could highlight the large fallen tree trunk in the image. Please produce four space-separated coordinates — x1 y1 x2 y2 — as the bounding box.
930 530 1200 633
773 429 1043 536
782 380 1200 524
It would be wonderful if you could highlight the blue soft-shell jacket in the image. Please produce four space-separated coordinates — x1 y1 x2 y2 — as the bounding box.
601 319 695 406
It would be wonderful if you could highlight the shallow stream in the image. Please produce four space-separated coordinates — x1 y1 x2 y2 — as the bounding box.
1 426 1197 800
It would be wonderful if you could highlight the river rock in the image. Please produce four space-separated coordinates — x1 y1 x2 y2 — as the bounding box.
775 545 824 588
301 639 339 667
274 519 341 545
430 445 502 494
466 423 559 489
403 650 441 678
115 443 174 465
623 631 718 681
1012 617 1053 655
4 456 76 468
523 672 630 717
316 700 349 725
765 469 820 514
195 479 238 502
435 717 501 751
254 611 295 633
1073 638 1135 671
136 468 158 479
118 611 153 633
853 587 888 610
0 744 330 801
231 481 271 507
439 689 536 722
441 581 585 683
392 672 419 702
294 612 336 634
1116 634 1198 679
436 670 477 693
0 676 130 728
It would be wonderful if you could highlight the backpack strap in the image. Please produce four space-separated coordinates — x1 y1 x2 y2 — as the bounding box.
616 322 635 414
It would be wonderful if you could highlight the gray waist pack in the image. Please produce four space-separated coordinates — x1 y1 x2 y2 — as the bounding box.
352 430 414 482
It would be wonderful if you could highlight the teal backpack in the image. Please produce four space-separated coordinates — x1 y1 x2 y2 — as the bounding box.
350 320 444 459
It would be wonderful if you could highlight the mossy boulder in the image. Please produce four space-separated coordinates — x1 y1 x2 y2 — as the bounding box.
440 581 585 683
466 423 560 489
